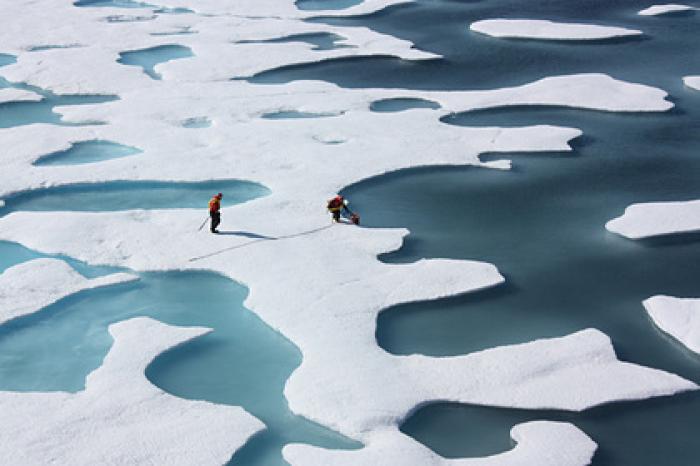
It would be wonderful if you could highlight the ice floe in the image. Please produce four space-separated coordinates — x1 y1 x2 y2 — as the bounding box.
644 296 700 354
684 76 700 91
0 258 136 325
470 19 642 40
639 4 697 15
284 421 596 466
0 317 264 464
0 88 42 104
606 199 700 239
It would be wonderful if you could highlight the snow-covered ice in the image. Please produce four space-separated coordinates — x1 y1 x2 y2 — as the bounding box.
470 19 642 40
0 317 264 464
644 296 700 354
606 199 700 239
285 422 596 466
0 258 136 325
684 76 700 91
639 4 697 15
0 87 43 104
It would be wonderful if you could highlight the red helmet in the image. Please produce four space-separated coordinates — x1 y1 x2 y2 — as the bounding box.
216 193 223 199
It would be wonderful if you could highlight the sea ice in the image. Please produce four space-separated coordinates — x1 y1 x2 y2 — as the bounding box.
606 199 700 239
0 88 43 104
0 317 264 464
644 296 700 354
470 19 642 40
684 76 700 91
638 4 697 15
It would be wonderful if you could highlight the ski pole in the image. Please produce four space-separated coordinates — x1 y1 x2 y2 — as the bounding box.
197 216 209 231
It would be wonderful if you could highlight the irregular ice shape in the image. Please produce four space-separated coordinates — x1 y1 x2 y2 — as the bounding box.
639 4 696 15
684 76 700 91
284 422 596 466
606 199 700 239
0 258 137 325
644 296 700 354
0 317 264 464
470 19 642 40
0 88 43 104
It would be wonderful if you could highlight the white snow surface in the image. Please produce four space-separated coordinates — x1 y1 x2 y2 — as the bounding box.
0 0 693 463
606 199 700 239
0 87 42 104
0 258 137 325
684 76 700 91
470 19 642 40
284 422 596 466
639 4 697 15
0 317 264 465
644 296 700 354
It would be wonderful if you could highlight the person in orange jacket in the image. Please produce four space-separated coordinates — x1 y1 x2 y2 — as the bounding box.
326 195 360 224
209 193 223 233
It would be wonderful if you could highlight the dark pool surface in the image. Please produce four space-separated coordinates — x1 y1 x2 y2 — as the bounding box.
306 0 700 463
237 32 353 51
0 179 269 216
117 44 194 80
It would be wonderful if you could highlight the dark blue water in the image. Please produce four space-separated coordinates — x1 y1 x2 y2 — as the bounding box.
238 33 353 51
249 0 700 463
0 179 268 216
32 140 142 166
117 45 194 80
370 97 441 112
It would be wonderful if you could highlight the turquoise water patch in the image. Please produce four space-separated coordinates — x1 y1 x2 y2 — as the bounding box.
238 33 353 51
74 0 153 7
33 140 142 166
0 54 16 67
370 97 440 112
0 265 359 465
0 240 122 277
0 79 116 128
296 0 362 11
0 241 42 273
262 110 340 119
0 179 268 216
181 116 211 128
117 45 194 80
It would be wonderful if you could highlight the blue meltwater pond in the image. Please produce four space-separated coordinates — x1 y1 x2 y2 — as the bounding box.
0 179 269 216
0 254 359 465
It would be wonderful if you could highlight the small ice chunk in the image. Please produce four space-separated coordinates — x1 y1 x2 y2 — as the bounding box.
684 76 700 91
0 88 43 104
644 296 700 354
639 4 696 15
470 19 642 40
606 199 700 239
